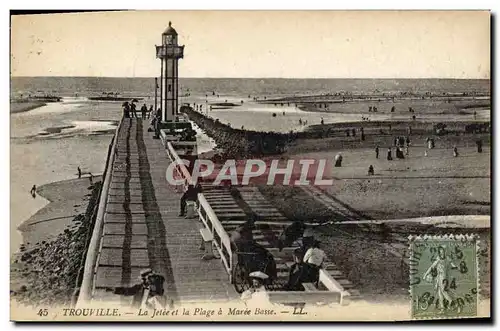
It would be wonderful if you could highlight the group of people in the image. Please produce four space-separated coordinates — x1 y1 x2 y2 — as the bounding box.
283 233 326 291
240 229 327 304
344 127 366 141
123 101 154 119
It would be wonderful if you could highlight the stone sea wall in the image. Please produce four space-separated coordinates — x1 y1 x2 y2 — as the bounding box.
181 105 297 158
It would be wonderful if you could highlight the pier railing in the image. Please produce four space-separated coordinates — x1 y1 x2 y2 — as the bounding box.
165 141 233 279
76 118 123 306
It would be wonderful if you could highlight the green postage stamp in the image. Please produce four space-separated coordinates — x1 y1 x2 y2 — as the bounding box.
409 234 479 320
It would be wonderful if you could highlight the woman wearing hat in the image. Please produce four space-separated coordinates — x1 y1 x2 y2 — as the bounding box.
241 271 270 304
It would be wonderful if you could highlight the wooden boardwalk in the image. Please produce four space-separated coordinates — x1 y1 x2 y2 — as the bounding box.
92 118 238 306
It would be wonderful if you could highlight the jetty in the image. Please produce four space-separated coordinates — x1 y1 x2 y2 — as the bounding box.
76 22 359 309
77 117 359 308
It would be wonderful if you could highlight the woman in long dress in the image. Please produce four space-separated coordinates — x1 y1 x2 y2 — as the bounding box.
422 246 457 311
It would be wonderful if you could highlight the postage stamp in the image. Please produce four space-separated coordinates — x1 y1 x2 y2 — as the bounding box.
409 234 480 320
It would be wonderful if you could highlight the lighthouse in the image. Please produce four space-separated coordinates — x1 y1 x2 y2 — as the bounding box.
156 21 184 122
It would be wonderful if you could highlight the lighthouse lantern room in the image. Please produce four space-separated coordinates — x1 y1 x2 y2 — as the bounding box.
156 21 184 123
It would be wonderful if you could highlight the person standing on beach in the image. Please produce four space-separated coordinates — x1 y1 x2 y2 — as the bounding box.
89 173 93 184
368 165 374 176
30 185 37 198
375 146 379 159
453 146 459 157
78 167 82 179
334 153 343 167
387 148 393 161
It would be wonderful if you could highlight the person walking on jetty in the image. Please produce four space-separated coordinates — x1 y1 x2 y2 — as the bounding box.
77 167 82 179
130 102 137 118
476 140 483 153
123 102 131 118
148 105 154 119
360 127 365 141
321 117 324 125
30 185 37 198
453 146 459 157
89 173 93 185
345 129 350 137
375 146 380 159
140 104 147 119
352 128 356 137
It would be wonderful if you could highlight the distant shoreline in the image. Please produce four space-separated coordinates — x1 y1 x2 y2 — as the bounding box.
10 101 46 114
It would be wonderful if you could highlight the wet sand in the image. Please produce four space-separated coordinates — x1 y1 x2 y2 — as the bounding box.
17 176 102 248
10 102 47 114
256 121 490 302
11 176 102 306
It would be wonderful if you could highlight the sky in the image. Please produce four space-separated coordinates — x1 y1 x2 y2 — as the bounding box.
10 10 491 79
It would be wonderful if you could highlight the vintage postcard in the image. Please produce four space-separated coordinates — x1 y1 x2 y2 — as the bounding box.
9 10 491 322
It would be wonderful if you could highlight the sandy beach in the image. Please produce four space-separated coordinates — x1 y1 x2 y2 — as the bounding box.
255 118 490 303
11 176 102 306
17 176 102 247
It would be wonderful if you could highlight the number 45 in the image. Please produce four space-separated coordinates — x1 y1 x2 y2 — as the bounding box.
37 309 48 317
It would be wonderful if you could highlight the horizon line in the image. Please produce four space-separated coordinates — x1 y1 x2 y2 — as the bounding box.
10 75 491 80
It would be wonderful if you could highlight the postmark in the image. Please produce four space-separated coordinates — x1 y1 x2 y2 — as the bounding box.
408 234 479 319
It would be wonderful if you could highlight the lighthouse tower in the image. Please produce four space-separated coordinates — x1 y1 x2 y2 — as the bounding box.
156 22 184 122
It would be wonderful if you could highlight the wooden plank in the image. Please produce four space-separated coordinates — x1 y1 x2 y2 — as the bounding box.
302 283 317 292
268 291 341 305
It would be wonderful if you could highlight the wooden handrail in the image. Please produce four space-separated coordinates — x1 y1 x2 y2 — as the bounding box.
165 139 233 278
76 117 123 306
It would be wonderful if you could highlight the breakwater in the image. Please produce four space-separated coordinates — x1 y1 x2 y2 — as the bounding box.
181 105 295 158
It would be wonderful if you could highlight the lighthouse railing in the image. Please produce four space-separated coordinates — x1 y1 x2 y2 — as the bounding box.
165 141 233 279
